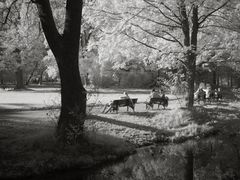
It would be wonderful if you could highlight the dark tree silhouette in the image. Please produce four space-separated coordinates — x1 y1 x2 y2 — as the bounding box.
34 0 86 143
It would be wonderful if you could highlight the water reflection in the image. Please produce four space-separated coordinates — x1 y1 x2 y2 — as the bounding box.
87 137 240 180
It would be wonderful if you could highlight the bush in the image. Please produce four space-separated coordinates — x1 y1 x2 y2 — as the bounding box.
120 72 153 88
101 75 116 88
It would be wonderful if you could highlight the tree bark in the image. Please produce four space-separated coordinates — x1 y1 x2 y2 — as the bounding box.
15 68 24 89
179 2 198 108
35 0 86 143
25 62 39 85
187 5 198 108
212 70 217 89
38 70 44 85
185 149 194 180
14 48 25 89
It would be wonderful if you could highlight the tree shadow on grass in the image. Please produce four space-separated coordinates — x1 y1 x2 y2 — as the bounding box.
190 105 240 134
31 89 60 93
123 112 158 118
206 107 240 121
0 116 136 180
222 87 240 101
123 108 172 118
0 103 40 111
87 115 174 137
0 110 53 126
204 101 229 106
147 107 172 111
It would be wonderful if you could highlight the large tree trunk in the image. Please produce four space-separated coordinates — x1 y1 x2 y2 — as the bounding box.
0 72 4 85
186 53 196 108
187 5 198 108
15 68 24 89
25 62 39 85
212 70 217 89
180 2 198 108
35 0 86 143
57 58 86 142
38 70 45 85
14 48 25 89
184 149 194 180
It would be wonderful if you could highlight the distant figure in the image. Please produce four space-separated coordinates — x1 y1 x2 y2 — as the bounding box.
146 89 168 109
103 91 131 113
216 88 223 101
160 90 169 107
194 87 200 100
194 87 206 102
121 91 130 99
205 86 212 99
146 89 158 107
150 89 161 98
121 91 134 109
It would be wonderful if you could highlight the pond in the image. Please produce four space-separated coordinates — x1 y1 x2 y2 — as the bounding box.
84 137 240 180
34 137 240 180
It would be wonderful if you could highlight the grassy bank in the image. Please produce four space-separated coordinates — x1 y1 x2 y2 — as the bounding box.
1 88 240 179
0 114 135 179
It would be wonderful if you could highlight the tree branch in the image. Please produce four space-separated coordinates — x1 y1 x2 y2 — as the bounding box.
122 31 161 52
160 2 181 23
63 0 83 55
162 30 183 47
198 0 229 25
127 12 181 29
34 0 62 58
199 24 240 33
177 58 188 68
179 0 190 46
131 23 177 43
143 0 181 25
1 0 19 27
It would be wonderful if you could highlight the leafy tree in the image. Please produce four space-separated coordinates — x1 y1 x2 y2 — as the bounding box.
22 41 48 85
1 0 86 143
1 1 46 88
88 0 230 108
78 21 101 87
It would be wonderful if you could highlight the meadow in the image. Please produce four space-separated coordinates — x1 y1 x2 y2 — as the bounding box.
1 87 240 179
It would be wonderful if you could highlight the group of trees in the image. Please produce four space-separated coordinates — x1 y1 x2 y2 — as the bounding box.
0 1 59 88
87 0 240 107
1 0 240 142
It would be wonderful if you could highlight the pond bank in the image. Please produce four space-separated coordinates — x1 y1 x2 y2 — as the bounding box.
1 89 240 179
19 135 240 180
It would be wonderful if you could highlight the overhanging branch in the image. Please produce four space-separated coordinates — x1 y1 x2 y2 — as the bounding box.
1 0 19 28
160 2 181 23
131 23 177 43
122 31 161 52
143 0 181 26
34 0 62 58
127 12 181 29
198 0 229 25
162 30 183 47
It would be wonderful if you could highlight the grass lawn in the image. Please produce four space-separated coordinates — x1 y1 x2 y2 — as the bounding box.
1 87 240 178
0 110 135 179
